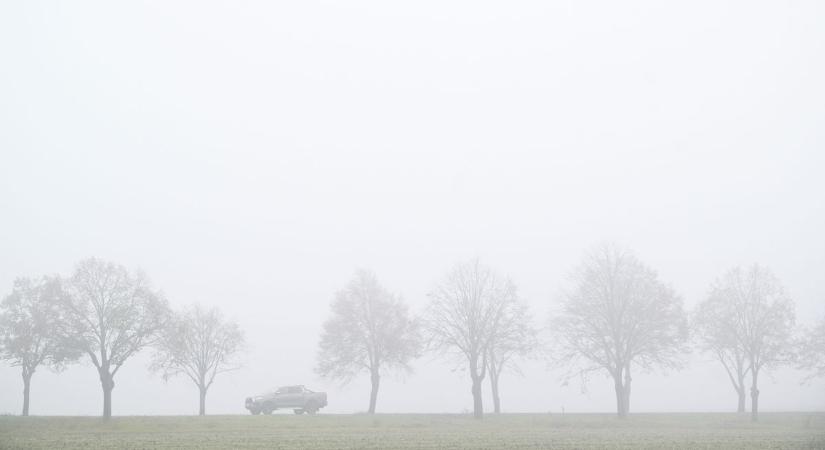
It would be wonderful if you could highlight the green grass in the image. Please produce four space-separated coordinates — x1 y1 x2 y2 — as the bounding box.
1 413 823 449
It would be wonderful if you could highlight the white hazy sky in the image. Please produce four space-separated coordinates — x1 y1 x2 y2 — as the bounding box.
1 0 824 416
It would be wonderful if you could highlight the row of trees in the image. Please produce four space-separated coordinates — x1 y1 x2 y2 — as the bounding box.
0 258 244 418
315 245 825 421
2 247 824 420
316 264 538 418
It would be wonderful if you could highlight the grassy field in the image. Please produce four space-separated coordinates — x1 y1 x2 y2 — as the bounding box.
0 413 823 449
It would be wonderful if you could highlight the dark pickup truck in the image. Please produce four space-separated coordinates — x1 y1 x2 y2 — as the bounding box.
245 385 327 415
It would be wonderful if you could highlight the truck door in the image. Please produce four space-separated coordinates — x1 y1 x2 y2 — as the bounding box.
284 386 302 407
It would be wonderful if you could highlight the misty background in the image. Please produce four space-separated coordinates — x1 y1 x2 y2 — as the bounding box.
1 0 824 415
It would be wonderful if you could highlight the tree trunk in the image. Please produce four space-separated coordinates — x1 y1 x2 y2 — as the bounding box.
750 370 759 422
368 371 380 414
471 375 483 419
103 384 113 419
490 371 501 414
22 371 32 417
614 376 626 418
737 386 746 413
199 385 207 416
99 370 114 419
623 366 632 416
469 354 485 419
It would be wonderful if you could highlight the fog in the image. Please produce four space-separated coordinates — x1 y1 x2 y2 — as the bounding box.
1 0 824 417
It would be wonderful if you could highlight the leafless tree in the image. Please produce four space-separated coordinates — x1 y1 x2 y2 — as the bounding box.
798 315 825 381
486 301 537 414
61 258 169 419
316 270 421 414
424 259 519 419
552 244 688 418
151 304 245 416
703 265 795 421
0 276 80 416
693 291 750 413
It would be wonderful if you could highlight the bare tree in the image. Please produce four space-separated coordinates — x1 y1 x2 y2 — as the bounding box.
798 315 825 381
151 304 245 416
0 276 80 416
424 259 519 419
61 258 169 419
705 265 795 421
693 291 750 412
552 244 688 418
486 301 537 414
316 270 421 414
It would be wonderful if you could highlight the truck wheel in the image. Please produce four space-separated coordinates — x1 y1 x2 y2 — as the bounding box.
305 401 318 414
293 409 305 415
261 402 275 415
250 408 261 415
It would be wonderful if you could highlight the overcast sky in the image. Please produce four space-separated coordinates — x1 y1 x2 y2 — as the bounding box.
1 0 824 416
